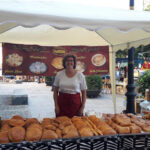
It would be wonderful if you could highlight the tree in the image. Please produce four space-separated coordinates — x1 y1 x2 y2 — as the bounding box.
116 49 128 58
116 45 150 59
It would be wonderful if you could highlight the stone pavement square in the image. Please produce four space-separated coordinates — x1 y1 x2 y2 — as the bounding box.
0 82 125 120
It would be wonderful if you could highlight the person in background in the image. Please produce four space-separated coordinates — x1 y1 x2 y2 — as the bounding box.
120 68 124 82
53 54 87 118
124 66 128 78
116 66 121 81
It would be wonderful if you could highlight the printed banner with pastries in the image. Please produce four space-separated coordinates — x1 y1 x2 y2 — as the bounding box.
2 43 109 76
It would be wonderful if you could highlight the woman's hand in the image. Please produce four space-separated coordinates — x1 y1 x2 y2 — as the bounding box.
78 90 86 116
53 87 60 116
55 105 60 116
78 106 84 116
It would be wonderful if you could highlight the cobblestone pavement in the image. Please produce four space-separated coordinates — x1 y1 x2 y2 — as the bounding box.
0 82 125 120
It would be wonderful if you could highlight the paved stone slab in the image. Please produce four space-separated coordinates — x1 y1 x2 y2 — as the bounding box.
0 105 31 119
12 89 28 105
0 95 12 105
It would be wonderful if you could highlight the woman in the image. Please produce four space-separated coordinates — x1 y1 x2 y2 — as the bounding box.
53 54 87 118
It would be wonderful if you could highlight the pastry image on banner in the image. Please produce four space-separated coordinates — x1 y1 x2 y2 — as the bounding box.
6 53 23 67
76 61 87 73
51 57 63 69
91 54 106 67
29 62 48 74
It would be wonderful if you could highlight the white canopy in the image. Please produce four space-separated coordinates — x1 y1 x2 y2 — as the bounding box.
1 0 150 50
1 0 150 113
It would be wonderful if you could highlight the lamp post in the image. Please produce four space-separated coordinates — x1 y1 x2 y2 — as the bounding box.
126 47 136 113
130 0 134 10
125 0 136 114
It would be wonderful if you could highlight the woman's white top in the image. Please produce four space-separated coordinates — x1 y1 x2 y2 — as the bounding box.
54 70 87 94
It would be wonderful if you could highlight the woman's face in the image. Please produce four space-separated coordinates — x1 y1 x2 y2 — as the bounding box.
65 57 74 70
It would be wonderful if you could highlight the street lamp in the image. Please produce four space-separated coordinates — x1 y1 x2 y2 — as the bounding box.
130 0 134 10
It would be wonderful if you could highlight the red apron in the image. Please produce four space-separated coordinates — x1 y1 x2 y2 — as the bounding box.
57 92 81 118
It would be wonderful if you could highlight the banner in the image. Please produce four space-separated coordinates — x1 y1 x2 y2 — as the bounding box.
142 61 150 69
2 43 109 76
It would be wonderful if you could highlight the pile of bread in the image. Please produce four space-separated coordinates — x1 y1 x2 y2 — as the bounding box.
103 113 150 134
0 113 150 144
0 115 115 144
142 110 150 120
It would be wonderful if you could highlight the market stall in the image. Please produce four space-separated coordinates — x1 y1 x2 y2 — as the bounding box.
1 0 150 113
1 0 150 149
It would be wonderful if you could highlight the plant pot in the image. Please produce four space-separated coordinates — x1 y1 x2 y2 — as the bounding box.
86 90 101 98
45 81 52 86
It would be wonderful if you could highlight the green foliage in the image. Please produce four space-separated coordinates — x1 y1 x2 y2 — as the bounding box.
85 75 102 90
45 76 52 82
145 5 150 11
116 49 128 58
137 71 150 96
116 45 150 59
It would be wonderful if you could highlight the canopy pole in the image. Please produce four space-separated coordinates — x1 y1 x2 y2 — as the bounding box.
109 46 117 114
95 31 117 114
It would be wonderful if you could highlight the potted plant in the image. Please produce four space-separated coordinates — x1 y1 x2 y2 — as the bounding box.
137 70 150 96
85 75 103 98
45 76 52 86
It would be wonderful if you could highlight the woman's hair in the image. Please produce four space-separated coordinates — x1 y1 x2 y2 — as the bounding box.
63 54 76 69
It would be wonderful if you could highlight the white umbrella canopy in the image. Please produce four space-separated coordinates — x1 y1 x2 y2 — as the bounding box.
1 0 150 113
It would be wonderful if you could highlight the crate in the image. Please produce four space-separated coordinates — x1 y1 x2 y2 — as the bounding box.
1 134 150 150
119 133 150 150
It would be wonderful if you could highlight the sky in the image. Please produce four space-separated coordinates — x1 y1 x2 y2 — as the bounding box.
0 0 150 66
47 0 146 11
